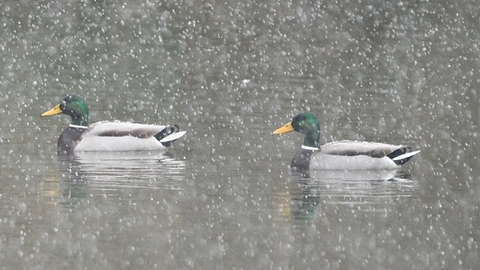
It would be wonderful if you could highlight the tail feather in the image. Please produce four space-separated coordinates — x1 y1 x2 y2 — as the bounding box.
387 147 421 165
155 125 186 147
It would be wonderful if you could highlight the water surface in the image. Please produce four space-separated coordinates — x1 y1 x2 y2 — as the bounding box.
1 0 480 269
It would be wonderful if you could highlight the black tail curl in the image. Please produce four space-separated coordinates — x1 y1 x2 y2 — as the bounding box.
155 125 181 147
387 147 414 165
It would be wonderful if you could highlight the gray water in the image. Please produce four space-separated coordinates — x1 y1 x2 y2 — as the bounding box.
1 0 479 269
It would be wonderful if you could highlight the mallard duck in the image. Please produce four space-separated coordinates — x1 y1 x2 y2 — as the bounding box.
273 112 420 171
41 94 186 154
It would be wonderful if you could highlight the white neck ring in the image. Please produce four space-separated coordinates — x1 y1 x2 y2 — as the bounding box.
301 145 319 151
69 124 88 129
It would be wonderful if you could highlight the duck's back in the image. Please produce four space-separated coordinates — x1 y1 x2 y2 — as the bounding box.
321 141 402 157
74 121 170 152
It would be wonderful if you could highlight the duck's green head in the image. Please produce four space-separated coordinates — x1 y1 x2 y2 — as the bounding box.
273 112 320 148
41 94 89 126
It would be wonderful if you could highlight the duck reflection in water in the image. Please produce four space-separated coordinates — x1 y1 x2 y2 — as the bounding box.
274 169 418 224
43 152 186 207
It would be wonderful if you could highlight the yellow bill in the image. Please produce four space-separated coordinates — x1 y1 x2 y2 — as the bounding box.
41 104 63 116
273 121 294 135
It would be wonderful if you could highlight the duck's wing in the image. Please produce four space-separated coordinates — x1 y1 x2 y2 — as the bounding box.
84 121 166 138
320 140 403 157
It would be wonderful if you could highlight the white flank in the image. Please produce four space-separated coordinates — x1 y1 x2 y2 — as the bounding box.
75 136 166 151
310 169 398 181
310 153 399 170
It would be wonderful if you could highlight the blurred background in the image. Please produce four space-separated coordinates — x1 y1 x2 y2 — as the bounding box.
0 0 479 269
